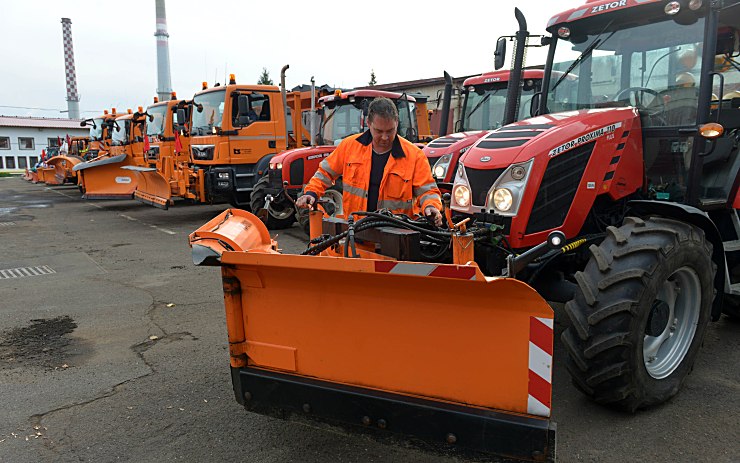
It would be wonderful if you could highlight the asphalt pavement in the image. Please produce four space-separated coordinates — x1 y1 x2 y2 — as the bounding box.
0 177 738 462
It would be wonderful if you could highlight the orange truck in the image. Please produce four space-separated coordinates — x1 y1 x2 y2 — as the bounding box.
74 109 151 200
131 72 330 209
39 137 90 185
124 95 193 208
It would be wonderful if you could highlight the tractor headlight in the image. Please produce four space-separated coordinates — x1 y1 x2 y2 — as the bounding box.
492 188 513 211
485 158 534 216
269 162 283 170
453 184 471 208
433 154 452 179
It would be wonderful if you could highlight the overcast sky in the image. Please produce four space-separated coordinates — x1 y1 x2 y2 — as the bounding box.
0 0 584 118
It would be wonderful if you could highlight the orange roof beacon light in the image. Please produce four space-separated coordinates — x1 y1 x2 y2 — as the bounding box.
154 96 159 103
334 89 342 97
229 74 236 85
104 110 109 115
111 108 117 115
127 108 133 114
138 106 144 113
202 81 208 90
171 91 177 100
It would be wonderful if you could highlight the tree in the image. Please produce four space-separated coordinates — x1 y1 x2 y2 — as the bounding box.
258 68 273 85
368 69 377 86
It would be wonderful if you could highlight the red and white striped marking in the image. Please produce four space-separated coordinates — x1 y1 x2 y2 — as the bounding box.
528 316 554 417
374 261 478 280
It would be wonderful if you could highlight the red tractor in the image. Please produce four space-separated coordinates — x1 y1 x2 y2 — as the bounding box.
250 89 429 231
425 69 551 191
447 0 739 411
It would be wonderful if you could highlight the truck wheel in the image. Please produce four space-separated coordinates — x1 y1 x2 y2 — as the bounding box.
296 187 343 236
561 216 714 411
249 175 295 229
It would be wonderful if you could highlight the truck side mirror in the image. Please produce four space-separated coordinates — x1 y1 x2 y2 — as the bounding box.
494 37 507 70
237 94 252 126
177 108 187 126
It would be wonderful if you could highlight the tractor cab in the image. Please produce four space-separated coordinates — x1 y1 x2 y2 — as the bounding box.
542 0 740 207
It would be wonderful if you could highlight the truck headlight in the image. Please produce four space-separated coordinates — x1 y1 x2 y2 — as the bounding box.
453 185 471 207
433 154 452 179
492 188 513 211
218 172 230 179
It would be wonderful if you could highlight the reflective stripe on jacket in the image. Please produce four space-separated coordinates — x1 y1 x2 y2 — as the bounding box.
304 131 442 218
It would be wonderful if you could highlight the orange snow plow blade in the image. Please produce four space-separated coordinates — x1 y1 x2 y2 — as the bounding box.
123 166 172 209
190 209 556 461
45 155 82 185
73 154 137 200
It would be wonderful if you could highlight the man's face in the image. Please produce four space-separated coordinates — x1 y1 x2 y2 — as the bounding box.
368 116 397 153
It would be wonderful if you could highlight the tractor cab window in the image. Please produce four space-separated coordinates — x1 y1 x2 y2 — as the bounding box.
396 99 418 141
462 80 540 131
320 101 363 146
548 12 706 128
192 90 225 136
88 118 104 141
111 120 129 146
146 105 167 137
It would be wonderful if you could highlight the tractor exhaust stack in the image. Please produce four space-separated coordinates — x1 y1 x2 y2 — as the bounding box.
502 8 528 126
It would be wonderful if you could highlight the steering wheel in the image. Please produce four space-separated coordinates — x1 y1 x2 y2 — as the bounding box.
613 87 666 118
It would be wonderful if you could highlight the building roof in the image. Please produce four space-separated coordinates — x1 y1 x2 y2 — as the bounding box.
0 115 86 130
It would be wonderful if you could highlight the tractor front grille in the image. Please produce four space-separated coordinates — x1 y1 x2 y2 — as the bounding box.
526 142 595 235
289 158 304 187
466 167 505 207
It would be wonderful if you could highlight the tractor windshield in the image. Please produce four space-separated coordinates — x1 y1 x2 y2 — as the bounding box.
547 12 706 127
396 99 418 141
320 98 419 145
146 104 168 137
461 81 538 131
191 90 225 136
88 118 104 140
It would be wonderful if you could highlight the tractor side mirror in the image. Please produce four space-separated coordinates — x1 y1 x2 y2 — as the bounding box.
177 108 187 125
530 92 541 117
494 37 507 70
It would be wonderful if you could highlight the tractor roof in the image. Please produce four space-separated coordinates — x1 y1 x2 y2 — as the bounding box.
463 69 545 87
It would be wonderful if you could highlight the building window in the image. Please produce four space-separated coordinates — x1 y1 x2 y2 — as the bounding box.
48 138 60 148
19 137 35 150
18 157 27 169
0 137 9 150
6 157 16 169
0 157 4 169
29 156 38 166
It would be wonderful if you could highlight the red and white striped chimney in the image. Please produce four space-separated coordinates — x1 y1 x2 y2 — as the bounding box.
60 18 80 120
155 0 173 101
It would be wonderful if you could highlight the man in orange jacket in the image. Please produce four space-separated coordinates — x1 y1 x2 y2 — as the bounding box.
296 97 443 226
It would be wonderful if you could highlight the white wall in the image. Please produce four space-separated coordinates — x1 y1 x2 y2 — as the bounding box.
0 126 88 171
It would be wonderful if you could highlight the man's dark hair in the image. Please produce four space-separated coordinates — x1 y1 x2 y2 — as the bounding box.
368 97 399 124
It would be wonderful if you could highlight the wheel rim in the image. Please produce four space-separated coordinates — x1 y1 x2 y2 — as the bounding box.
268 202 294 220
643 266 701 379
321 190 343 217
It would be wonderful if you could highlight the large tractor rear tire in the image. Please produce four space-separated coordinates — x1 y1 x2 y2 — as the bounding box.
561 216 714 412
249 175 295 230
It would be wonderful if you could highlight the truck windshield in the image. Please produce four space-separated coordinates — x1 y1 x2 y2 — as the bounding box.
461 81 538 131
89 118 104 140
547 14 706 127
111 120 129 146
192 90 225 136
146 104 168 137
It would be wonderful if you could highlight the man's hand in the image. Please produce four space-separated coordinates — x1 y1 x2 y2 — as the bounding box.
295 194 316 209
424 205 443 227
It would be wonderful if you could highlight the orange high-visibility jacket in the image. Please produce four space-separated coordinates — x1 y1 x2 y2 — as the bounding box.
304 131 442 217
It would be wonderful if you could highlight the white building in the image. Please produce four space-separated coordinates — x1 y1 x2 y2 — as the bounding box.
0 116 89 172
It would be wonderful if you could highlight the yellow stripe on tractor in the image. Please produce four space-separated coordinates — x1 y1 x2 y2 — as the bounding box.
190 209 556 461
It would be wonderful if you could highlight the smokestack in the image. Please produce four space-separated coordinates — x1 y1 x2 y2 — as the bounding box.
155 0 173 101
61 18 80 120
